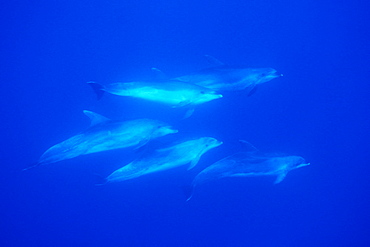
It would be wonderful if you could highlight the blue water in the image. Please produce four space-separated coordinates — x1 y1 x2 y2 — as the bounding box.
1 0 369 246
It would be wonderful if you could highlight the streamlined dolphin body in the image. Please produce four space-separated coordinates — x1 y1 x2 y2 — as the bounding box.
88 81 222 108
187 143 310 200
175 56 282 93
31 111 178 168
106 137 222 183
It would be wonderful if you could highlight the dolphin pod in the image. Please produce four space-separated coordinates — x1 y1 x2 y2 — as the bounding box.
28 56 309 200
87 56 281 116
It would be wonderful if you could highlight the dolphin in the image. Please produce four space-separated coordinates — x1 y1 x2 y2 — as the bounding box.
88 80 222 109
187 141 310 200
27 111 178 169
105 137 223 183
174 55 282 94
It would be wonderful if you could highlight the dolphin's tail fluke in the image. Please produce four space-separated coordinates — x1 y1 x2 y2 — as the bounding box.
183 185 195 201
22 162 40 171
94 173 108 186
87 81 105 100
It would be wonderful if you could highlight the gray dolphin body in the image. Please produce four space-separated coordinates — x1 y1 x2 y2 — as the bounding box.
88 81 222 108
175 56 281 92
106 137 222 183
188 146 310 200
33 111 178 167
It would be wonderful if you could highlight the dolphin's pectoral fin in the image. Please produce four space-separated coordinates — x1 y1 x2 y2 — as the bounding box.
204 55 225 67
134 138 150 150
173 100 191 108
274 172 287 184
133 143 148 155
183 108 195 119
247 85 258 96
151 68 169 81
188 155 201 170
87 81 105 100
83 110 111 127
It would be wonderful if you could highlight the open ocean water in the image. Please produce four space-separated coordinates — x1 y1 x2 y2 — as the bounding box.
1 0 369 246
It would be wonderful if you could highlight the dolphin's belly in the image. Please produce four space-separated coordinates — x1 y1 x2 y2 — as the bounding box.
126 87 192 106
107 163 146 182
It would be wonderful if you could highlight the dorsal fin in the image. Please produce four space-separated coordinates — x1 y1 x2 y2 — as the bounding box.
87 81 105 100
238 140 258 153
83 110 110 127
151 67 169 81
204 55 225 67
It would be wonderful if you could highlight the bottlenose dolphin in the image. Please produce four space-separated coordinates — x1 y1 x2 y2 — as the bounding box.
187 141 310 200
88 80 222 108
27 111 178 169
105 137 222 183
174 55 282 93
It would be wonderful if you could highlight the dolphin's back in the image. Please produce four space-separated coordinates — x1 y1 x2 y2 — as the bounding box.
176 66 280 91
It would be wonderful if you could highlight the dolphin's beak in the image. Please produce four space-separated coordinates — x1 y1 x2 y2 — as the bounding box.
210 93 223 100
270 71 282 79
170 128 179 134
167 127 178 134
206 140 223 151
214 140 223 148
297 163 310 168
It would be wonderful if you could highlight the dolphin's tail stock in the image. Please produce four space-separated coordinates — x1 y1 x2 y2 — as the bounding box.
87 81 105 100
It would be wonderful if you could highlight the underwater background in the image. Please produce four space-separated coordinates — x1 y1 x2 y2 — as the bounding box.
1 0 369 246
